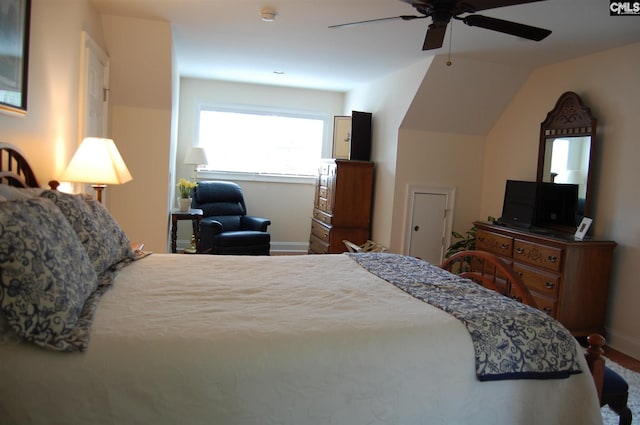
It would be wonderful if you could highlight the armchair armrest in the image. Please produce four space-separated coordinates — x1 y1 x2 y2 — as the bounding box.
242 216 271 232
200 217 224 234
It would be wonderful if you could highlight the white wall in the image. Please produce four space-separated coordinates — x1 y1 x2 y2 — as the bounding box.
0 1 174 254
177 78 345 252
391 55 538 254
100 15 174 253
394 128 486 251
345 58 431 251
482 42 640 358
0 0 103 183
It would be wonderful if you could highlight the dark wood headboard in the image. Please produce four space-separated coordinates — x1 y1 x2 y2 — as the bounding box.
0 143 40 188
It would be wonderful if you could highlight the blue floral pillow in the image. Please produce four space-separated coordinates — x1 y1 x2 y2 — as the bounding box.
0 198 98 351
41 191 134 275
84 196 135 266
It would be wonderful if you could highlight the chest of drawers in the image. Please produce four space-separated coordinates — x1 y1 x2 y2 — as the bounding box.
474 221 616 336
309 159 374 254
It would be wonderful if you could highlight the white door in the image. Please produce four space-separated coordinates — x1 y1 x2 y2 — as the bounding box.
405 187 455 265
79 31 109 139
75 32 110 199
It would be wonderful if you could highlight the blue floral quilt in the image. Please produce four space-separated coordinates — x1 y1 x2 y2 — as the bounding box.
348 253 582 381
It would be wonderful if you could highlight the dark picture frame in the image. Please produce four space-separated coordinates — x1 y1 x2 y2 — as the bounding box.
0 0 31 115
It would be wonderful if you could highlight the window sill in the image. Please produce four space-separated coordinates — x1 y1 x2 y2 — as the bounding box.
196 170 316 185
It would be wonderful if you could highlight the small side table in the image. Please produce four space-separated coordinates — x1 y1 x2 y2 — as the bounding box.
171 208 203 253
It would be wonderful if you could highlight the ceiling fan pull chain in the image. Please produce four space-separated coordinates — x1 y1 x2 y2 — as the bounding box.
447 21 453 66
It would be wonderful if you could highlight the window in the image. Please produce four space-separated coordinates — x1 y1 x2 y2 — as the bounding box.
550 138 569 182
197 107 328 177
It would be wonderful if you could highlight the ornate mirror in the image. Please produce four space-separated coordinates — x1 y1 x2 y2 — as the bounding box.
536 91 597 232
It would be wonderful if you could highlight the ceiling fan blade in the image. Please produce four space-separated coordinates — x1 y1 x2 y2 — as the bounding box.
462 14 551 41
458 0 548 13
422 21 448 50
329 15 424 29
399 0 546 14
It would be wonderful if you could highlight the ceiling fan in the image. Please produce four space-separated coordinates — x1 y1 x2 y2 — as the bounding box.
329 0 552 51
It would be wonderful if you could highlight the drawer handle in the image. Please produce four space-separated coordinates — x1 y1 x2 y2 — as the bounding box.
516 247 524 254
542 307 552 314
478 236 485 242
545 282 555 289
547 255 557 263
501 243 510 250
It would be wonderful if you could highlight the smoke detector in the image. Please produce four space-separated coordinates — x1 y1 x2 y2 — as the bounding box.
260 7 276 22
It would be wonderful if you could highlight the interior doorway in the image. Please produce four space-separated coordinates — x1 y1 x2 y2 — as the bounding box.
403 186 455 265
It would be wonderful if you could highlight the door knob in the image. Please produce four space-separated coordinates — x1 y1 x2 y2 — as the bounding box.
414 226 420 231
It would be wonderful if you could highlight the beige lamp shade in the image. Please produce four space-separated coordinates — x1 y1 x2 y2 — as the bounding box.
62 137 133 185
184 146 208 166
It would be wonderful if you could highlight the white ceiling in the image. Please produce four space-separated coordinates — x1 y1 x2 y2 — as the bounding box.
91 0 640 92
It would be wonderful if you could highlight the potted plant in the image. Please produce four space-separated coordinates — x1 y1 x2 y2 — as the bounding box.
444 216 497 272
176 178 196 211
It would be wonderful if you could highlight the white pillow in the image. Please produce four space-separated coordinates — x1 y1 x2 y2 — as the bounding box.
0 185 43 200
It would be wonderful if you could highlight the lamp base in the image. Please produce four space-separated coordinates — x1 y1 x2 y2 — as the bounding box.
92 184 106 203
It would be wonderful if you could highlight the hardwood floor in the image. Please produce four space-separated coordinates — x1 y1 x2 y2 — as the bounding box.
605 346 640 373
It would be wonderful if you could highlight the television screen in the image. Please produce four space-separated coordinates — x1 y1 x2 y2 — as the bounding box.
535 182 579 228
500 180 537 229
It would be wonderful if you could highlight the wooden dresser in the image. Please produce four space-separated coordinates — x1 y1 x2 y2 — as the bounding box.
309 159 374 254
474 221 616 337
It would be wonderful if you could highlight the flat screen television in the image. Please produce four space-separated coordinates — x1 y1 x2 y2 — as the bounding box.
500 180 537 229
535 182 579 228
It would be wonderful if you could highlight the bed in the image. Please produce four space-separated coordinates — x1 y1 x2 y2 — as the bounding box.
0 142 604 424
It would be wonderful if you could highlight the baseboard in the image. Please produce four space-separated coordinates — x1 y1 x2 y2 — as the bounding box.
270 241 309 255
175 240 309 255
605 328 640 360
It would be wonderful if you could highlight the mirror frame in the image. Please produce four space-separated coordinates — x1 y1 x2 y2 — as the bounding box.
536 91 597 233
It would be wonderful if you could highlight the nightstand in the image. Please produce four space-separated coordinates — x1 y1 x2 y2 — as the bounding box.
171 208 203 253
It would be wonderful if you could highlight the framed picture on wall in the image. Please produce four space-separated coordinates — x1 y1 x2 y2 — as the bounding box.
332 116 351 159
0 0 31 116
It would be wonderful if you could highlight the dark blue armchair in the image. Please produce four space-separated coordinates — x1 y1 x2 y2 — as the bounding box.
192 181 271 255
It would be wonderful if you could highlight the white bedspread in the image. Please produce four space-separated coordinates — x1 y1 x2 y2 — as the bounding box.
0 254 602 425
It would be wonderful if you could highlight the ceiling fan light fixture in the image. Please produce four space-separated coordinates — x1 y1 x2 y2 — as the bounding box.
260 8 277 22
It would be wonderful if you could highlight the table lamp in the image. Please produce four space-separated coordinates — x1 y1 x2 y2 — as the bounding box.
61 137 133 202
184 146 208 182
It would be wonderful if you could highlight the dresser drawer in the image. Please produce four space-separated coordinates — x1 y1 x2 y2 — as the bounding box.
319 162 334 176
318 186 328 199
508 283 557 316
309 234 329 254
317 196 329 212
532 294 556 317
513 240 563 272
513 263 560 297
476 229 513 257
311 219 331 242
312 208 332 225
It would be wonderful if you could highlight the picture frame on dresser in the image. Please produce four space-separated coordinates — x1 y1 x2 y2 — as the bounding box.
0 0 31 116
575 217 593 240
332 116 351 159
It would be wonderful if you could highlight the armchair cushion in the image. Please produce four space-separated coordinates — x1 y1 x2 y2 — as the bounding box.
215 231 270 247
